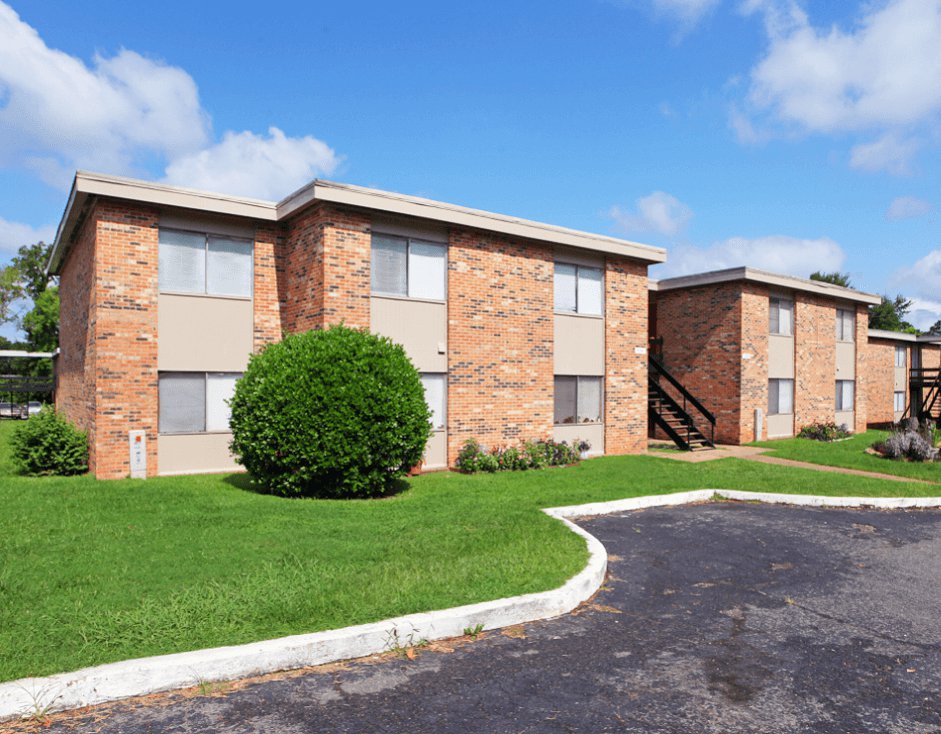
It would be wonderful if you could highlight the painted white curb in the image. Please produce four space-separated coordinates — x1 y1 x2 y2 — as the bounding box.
2 489 940 720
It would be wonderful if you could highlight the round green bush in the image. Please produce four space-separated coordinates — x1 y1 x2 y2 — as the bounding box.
229 326 431 498
11 406 88 476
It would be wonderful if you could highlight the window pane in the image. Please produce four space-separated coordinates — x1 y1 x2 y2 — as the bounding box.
895 346 905 367
913 347 921 368
577 377 603 423
420 373 446 430
554 263 577 313
844 311 855 341
842 380 854 410
768 379 779 415
769 301 780 334
577 267 603 315
206 373 240 431
371 235 407 296
778 301 793 336
159 230 205 293
836 311 843 340
779 379 794 414
408 241 446 300
159 373 205 433
554 376 577 424
206 237 252 297
895 391 905 412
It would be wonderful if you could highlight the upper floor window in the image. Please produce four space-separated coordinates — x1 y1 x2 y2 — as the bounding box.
836 308 855 342
769 298 793 336
554 263 603 315
913 347 922 369
895 345 906 367
371 234 446 301
159 229 253 298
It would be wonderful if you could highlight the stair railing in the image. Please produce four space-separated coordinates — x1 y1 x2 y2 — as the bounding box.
649 355 716 446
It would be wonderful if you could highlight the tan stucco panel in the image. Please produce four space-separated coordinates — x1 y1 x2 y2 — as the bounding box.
554 314 604 376
158 294 252 372
370 296 447 372
423 430 448 469
835 410 855 429
768 334 794 378
835 341 856 379
554 423 605 456
894 366 906 391
158 432 239 475
767 413 794 438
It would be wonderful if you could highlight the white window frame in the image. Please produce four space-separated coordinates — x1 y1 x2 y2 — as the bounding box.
553 375 604 425
554 262 604 316
768 378 794 416
894 391 906 412
836 308 855 342
894 346 906 368
835 380 855 412
158 371 243 435
159 228 254 299
371 233 447 301
769 298 793 337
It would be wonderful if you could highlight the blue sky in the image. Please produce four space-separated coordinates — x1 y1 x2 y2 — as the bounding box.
2 0 941 337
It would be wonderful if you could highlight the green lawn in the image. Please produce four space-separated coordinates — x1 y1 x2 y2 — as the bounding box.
1 422 939 683
755 430 941 483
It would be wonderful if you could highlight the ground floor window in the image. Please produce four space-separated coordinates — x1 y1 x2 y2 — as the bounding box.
159 372 242 434
420 373 446 430
554 376 603 424
894 391 905 412
768 378 794 415
836 380 855 412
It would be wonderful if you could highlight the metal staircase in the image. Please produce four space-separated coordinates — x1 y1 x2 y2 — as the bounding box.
648 355 716 451
906 367 941 425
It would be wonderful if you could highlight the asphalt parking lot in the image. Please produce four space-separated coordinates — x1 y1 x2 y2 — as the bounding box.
34 502 941 733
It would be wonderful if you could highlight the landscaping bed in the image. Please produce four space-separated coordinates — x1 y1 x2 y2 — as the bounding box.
1 422 938 683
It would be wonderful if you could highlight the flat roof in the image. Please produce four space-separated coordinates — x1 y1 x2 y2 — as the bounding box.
868 329 919 343
48 172 666 274
652 267 881 306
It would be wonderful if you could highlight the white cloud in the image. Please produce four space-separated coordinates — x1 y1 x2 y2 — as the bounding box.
0 3 342 200
908 298 941 331
610 191 693 237
736 0 941 173
0 217 55 258
849 134 920 175
886 196 934 221
658 234 845 278
892 250 941 302
651 0 721 27
163 127 340 201
0 2 208 187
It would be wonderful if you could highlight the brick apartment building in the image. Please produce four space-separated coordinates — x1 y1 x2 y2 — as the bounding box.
49 172 664 479
650 268 881 444
865 330 941 427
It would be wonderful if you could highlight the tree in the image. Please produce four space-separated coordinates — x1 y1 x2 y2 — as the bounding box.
810 271 853 288
22 286 59 352
927 320 941 336
869 294 918 333
0 241 57 350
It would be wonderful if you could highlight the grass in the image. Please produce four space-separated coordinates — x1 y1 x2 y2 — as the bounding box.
1 421 939 684
755 429 941 483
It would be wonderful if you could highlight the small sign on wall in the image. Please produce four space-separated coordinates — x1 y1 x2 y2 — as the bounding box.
129 430 147 479
634 347 647 355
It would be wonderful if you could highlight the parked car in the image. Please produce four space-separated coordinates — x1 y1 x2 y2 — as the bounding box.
0 402 25 419
24 401 42 418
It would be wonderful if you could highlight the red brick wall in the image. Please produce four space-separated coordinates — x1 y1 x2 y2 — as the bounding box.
253 223 284 350
864 338 897 426
655 284 744 444
605 256 650 454
739 284 770 443
282 208 325 333
56 206 98 467
793 293 837 431
446 228 554 464
853 304 869 433
91 201 160 479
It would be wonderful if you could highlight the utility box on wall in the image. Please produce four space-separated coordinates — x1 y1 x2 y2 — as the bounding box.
129 430 147 479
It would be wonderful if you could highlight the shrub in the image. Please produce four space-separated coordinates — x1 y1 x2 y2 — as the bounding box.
873 419 939 462
798 421 852 442
229 326 431 498
455 438 587 473
11 406 88 476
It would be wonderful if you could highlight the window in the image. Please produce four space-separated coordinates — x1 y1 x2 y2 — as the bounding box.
913 347 922 369
554 376 603 424
371 234 446 300
769 298 793 336
768 378 794 415
894 391 906 412
836 308 855 342
554 263 603 316
836 380 855 412
159 229 253 297
159 372 242 434
420 373 446 431
895 346 906 367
